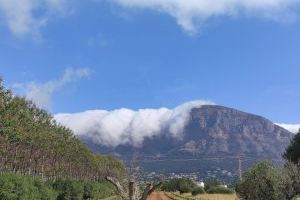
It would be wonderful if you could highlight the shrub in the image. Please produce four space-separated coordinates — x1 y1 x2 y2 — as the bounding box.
52 179 85 200
279 161 300 200
161 178 197 193
83 181 115 200
191 187 205 195
284 130 300 163
236 161 283 200
0 173 57 200
206 186 234 194
0 173 116 200
204 179 221 191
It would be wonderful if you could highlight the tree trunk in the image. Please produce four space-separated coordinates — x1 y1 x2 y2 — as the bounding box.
129 181 137 200
139 182 162 200
106 176 128 200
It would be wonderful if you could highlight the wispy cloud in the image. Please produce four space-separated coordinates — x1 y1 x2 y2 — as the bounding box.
276 123 300 134
0 0 69 38
1 0 300 37
13 68 91 109
111 0 300 33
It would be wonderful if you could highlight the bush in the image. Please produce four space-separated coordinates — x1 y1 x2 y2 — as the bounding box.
0 173 57 200
52 179 85 200
284 130 300 163
0 173 115 200
279 161 300 200
236 161 283 200
83 181 115 200
204 179 221 191
161 178 197 193
191 187 205 195
206 186 234 194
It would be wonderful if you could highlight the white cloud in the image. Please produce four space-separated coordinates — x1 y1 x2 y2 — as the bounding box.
111 0 300 33
54 100 214 147
1 0 299 37
13 68 91 109
276 123 300 133
0 0 68 37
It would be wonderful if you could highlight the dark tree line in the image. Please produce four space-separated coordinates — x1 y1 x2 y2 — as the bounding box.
0 79 124 181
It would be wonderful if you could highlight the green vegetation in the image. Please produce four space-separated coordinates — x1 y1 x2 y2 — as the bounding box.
284 129 300 164
161 178 233 195
235 131 300 200
206 186 234 194
161 178 198 194
0 78 124 179
236 161 282 200
236 161 300 200
0 172 116 200
191 187 205 196
0 79 125 199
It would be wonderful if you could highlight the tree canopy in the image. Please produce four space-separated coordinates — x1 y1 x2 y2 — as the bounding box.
284 130 300 164
0 78 125 181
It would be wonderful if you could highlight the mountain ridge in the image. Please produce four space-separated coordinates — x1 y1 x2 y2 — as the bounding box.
85 105 292 158
82 105 293 179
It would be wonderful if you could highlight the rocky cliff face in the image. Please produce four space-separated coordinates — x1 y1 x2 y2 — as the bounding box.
84 105 293 177
177 105 291 158
88 105 292 159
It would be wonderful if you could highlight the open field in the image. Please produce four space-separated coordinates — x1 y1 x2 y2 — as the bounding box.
191 194 238 200
165 192 239 200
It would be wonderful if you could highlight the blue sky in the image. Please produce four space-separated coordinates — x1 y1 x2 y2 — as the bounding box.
0 0 300 125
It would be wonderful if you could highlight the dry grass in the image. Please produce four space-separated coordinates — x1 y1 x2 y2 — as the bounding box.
195 194 239 200
165 192 239 200
100 196 120 200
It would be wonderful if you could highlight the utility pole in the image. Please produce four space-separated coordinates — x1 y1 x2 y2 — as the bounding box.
238 155 242 181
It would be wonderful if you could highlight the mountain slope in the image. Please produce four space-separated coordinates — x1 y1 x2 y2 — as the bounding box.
88 105 292 158
84 105 293 179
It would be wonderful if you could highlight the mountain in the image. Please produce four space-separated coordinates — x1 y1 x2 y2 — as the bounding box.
83 105 293 180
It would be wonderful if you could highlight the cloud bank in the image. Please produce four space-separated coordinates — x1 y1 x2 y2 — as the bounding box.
0 0 68 37
276 123 300 133
13 68 91 109
54 100 214 147
112 0 300 33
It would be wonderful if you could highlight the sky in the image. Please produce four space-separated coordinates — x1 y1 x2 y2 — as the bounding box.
1 0 300 131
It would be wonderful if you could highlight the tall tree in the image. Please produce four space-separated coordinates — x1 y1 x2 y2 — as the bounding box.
284 130 300 164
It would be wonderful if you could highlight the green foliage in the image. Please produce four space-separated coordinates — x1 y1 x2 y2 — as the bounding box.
236 161 283 200
52 179 84 200
206 186 234 194
0 173 57 200
83 181 115 199
191 187 205 195
52 178 115 200
161 178 197 193
0 172 116 200
279 161 300 200
284 130 300 164
204 179 221 191
0 79 125 181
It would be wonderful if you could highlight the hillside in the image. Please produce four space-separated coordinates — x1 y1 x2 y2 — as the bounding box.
85 105 293 180
0 80 124 181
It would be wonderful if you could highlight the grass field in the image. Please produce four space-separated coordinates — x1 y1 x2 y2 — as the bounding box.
165 192 239 200
193 194 239 200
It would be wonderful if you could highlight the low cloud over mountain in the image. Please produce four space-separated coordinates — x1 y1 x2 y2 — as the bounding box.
54 100 214 147
276 123 300 133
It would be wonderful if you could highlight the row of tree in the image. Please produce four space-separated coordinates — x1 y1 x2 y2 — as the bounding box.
161 178 234 195
0 79 124 181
